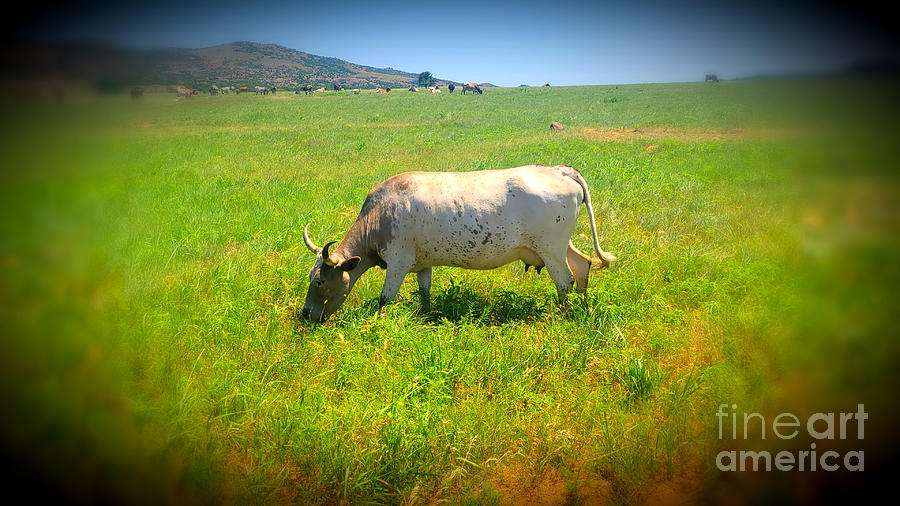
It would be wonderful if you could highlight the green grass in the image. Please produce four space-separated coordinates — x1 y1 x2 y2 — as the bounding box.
1 80 899 504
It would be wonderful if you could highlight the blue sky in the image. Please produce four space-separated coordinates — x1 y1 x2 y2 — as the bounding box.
13 0 898 86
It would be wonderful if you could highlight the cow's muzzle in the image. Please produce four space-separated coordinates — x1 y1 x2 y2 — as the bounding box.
300 306 328 322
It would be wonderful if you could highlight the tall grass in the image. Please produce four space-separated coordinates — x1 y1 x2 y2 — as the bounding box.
1 79 898 503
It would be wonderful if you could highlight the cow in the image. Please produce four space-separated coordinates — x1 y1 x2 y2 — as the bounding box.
461 83 482 94
176 86 197 98
300 164 617 322
220 86 233 94
237 86 249 94
300 85 313 95
429 86 441 93
352 88 361 94
334 83 343 91
255 86 269 95
448 83 455 93
705 73 719 82
209 85 220 96
542 83 550 87
270 86 277 94
409 86 418 92
376 88 391 94
315 87 326 92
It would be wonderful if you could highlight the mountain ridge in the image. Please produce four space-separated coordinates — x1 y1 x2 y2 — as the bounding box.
1 40 461 90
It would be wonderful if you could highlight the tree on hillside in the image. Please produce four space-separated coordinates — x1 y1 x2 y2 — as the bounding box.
417 71 436 87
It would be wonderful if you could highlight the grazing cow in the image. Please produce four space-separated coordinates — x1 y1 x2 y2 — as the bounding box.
270 86 277 94
220 86 232 94
352 88 361 94
237 86 249 94
448 83 455 93
333 84 343 91
254 86 269 95
130 86 143 99
300 165 617 321
209 85 220 96
550 122 564 131
429 86 442 93
176 86 197 98
705 73 719 82
376 88 391 94
461 83 482 94
300 85 313 95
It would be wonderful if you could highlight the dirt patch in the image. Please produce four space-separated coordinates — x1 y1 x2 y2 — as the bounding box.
571 126 804 142
568 471 615 505
486 463 618 505
488 464 576 505
637 480 691 505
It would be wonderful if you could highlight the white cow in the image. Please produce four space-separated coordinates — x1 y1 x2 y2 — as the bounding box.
301 165 616 321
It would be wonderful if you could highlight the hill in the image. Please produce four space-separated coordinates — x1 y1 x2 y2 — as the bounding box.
1 41 458 90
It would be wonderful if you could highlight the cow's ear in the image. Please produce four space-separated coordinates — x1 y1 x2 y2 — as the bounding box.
339 256 361 271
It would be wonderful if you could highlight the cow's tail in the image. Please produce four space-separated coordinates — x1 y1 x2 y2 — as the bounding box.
565 167 617 268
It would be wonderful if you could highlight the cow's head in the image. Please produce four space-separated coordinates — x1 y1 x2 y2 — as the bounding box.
301 224 360 322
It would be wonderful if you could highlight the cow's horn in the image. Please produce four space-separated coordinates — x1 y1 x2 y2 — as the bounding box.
303 223 320 253
321 241 339 266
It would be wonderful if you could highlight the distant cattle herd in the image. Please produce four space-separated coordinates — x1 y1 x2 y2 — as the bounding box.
167 82 489 98
157 74 721 100
135 73 726 101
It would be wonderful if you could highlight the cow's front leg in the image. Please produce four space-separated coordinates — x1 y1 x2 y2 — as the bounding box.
379 263 413 307
416 267 432 312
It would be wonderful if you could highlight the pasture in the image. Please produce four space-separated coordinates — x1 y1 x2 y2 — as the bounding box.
1 80 898 503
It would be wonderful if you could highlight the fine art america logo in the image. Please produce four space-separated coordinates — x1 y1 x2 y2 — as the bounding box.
716 404 867 472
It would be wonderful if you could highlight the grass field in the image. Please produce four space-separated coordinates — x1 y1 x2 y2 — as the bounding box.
1 80 899 504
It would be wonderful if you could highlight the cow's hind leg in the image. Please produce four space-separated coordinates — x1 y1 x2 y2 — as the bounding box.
416 267 432 312
540 251 575 305
566 241 592 294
